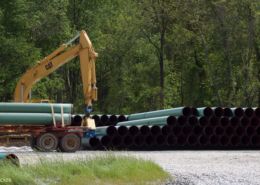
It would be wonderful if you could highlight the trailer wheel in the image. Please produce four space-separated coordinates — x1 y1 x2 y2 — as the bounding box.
59 133 81 152
36 133 58 152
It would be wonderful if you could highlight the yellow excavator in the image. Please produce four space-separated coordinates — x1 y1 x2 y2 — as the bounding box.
14 30 98 116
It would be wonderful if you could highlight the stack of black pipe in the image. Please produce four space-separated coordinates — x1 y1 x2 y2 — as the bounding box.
84 107 260 150
71 114 127 126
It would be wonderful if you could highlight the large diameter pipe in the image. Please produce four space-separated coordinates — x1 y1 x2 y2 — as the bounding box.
251 116 260 126
133 134 145 147
250 135 260 146
199 116 209 127
231 107 244 117
150 125 161 136
122 135 133 147
82 137 100 149
187 135 198 146
109 115 118 125
116 125 128 136
196 107 214 117
118 115 127 122
166 134 177 146
0 103 73 113
71 115 82 126
139 125 150 136
244 108 255 118
95 126 117 136
92 115 101 126
223 108 233 117
127 107 192 121
199 135 209 146
255 108 260 117
111 135 122 147
98 135 111 147
100 114 109 125
214 107 224 117
145 134 155 146
117 116 176 127
219 135 229 146
0 153 19 166
0 113 71 125
128 126 139 136
155 134 166 146
161 125 172 135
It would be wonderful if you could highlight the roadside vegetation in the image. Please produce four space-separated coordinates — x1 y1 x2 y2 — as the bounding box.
0 155 170 185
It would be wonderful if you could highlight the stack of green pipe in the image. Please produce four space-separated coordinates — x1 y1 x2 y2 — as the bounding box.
127 107 188 121
0 103 73 113
0 103 72 125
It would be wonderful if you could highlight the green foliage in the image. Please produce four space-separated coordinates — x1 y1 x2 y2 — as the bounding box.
0 156 169 185
0 0 260 113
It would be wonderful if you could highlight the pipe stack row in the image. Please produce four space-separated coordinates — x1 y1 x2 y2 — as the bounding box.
72 114 127 126
0 103 72 126
84 107 260 150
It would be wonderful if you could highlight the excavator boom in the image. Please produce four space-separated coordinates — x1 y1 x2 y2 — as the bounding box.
14 30 98 110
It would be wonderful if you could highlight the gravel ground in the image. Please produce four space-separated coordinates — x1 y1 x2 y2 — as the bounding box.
1 147 260 185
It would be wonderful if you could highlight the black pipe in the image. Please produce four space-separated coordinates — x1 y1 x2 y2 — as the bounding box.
188 116 198 126
145 134 155 146
223 108 233 117
134 134 145 147
230 136 240 146
177 135 187 146
210 116 220 126
246 126 255 136
256 126 260 135
199 135 209 146
220 117 229 127
106 126 117 136
182 125 192 135
177 115 187 125
140 125 150 136
167 116 177 126
209 135 219 146
187 135 197 146
155 134 166 146
241 135 250 146
193 125 203 136
109 115 118 125
101 114 109 125
161 125 172 135
240 117 250 127
220 135 229 146
128 126 139 136
214 126 225 136
172 125 182 136
118 115 127 122
199 116 209 127
183 106 193 116
111 135 122 147
214 107 224 117
203 107 214 117
72 115 82 126
225 126 234 135
244 108 254 118
88 137 101 149
117 126 128 136
235 126 245 136
251 116 260 126
150 125 161 136
230 117 240 127
255 108 260 118
234 108 244 117
192 107 199 116
204 126 213 136
250 135 260 146
122 135 133 147
166 134 177 146
99 135 111 147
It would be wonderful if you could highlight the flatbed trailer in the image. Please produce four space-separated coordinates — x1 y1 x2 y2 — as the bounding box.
0 124 92 152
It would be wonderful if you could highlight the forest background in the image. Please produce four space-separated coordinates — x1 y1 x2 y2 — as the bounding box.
0 0 259 114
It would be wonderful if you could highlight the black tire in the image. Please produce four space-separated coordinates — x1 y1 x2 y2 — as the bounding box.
59 133 81 153
36 133 58 152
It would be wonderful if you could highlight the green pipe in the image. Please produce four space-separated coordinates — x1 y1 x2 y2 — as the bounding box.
0 153 19 165
117 116 169 126
0 103 73 114
127 107 191 121
0 113 71 125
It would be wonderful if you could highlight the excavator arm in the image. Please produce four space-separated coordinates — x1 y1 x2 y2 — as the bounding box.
14 30 98 112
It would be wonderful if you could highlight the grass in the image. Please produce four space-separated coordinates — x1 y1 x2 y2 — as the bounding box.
0 155 170 185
